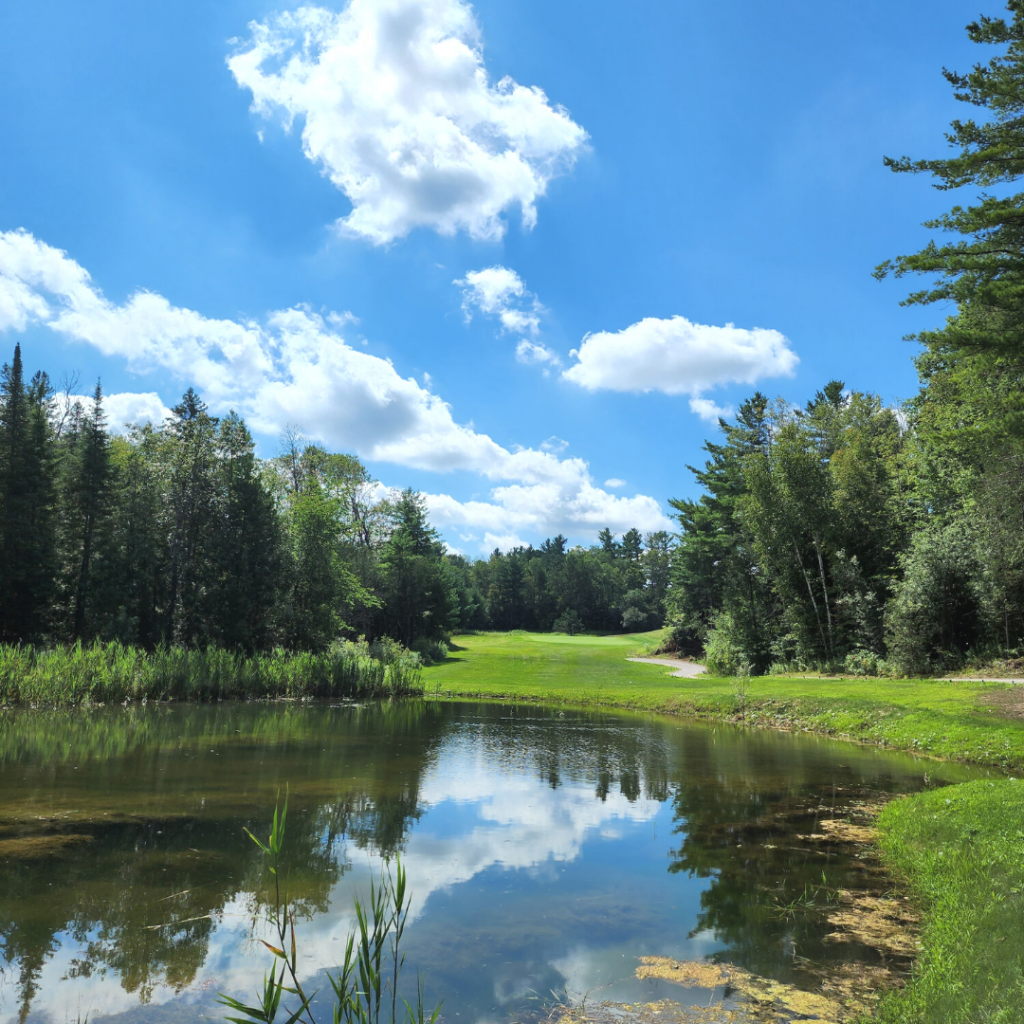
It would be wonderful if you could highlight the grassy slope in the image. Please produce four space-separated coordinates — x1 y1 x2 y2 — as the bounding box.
875 780 1024 1023
426 631 1024 772
426 631 1024 1023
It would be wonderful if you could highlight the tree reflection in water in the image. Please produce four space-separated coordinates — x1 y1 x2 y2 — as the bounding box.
0 702 980 1022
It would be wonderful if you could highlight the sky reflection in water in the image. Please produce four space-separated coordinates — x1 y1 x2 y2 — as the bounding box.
0 701 985 1023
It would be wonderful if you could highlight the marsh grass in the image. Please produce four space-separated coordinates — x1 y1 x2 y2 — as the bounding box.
0 639 423 707
874 779 1024 1023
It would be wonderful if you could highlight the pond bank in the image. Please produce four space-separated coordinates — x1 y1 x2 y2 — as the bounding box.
425 631 1024 1024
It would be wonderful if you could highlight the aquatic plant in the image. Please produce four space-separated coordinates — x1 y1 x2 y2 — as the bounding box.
0 639 423 707
220 797 441 1024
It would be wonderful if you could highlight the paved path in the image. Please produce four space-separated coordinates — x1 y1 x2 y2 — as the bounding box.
947 676 1024 684
626 656 707 678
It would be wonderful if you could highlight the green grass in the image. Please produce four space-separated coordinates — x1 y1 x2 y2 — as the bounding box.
0 639 423 707
874 780 1024 1023
425 630 1024 773
427 630 1024 1023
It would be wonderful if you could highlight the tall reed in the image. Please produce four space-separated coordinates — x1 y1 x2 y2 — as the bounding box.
219 796 441 1024
0 639 423 707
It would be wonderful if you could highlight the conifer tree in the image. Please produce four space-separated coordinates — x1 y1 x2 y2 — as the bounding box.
0 345 55 642
67 383 111 639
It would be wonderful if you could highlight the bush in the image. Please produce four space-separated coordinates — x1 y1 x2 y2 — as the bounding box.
411 638 449 666
704 613 748 676
885 522 985 675
552 609 584 636
843 649 882 676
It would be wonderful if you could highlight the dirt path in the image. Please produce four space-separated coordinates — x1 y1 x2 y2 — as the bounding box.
626 656 706 678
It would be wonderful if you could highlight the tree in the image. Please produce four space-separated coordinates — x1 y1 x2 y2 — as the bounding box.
65 383 112 639
378 490 456 648
161 389 219 645
875 3 1024 364
668 394 773 663
0 345 55 642
208 413 286 650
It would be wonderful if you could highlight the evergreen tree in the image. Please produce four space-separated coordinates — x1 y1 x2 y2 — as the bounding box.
66 383 112 639
0 345 55 642
161 389 219 645
209 413 286 650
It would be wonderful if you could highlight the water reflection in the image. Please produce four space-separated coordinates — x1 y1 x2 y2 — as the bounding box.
0 702 985 1023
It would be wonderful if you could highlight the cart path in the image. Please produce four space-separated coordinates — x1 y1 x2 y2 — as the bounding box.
626 656 707 678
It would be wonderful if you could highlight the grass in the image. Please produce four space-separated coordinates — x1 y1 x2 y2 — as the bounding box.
426 630 1024 1023
874 780 1024 1023
0 639 423 707
425 630 1024 773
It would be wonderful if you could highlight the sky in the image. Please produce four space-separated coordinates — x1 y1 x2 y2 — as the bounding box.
0 0 987 554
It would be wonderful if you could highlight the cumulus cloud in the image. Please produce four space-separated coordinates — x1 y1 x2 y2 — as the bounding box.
604 478 625 489
562 315 798 409
99 392 174 432
228 0 588 244
456 265 542 336
688 396 734 423
0 229 669 545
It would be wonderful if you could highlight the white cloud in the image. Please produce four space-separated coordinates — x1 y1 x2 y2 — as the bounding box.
604 478 625 489
515 339 560 369
688 397 734 423
562 316 798 400
456 265 542 337
540 436 568 454
0 229 670 545
228 0 588 244
101 392 174 432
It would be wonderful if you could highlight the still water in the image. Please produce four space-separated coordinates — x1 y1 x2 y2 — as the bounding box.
0 701 986 1023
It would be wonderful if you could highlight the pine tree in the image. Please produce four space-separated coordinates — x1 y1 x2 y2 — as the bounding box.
0 346 55 642
67 383 111 639
209 413 285 650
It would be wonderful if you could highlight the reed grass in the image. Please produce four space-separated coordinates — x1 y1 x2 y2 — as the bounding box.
0 639 423 707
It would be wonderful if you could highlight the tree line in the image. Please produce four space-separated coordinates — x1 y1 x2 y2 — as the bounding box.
668 4 1024 675
0 346 670 658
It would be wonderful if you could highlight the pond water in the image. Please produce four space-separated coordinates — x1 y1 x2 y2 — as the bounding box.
0 701 988 1024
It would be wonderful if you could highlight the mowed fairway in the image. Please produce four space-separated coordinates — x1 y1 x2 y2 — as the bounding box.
425 629 683 701
425 631 1024 773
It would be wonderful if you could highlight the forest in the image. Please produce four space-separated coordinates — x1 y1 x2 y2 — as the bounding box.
666 6 1024 677
2 5 1024 679
0 349 669 663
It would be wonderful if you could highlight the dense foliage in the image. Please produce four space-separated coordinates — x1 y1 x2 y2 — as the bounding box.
0 346 668 661
671 3 1024 675
446 527 674 635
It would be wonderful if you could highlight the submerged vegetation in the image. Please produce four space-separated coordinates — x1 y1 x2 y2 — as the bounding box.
0 638 423 707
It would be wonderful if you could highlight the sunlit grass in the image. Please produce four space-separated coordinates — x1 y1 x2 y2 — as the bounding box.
0 640 423 707
425 631 1024 772
875 780 1024 1023
427 630 1024 1021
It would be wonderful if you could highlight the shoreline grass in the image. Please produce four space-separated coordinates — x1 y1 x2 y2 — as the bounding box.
424 630 1024 1023
873 779 1024 1023
0 639 423 707
425 630 1024 773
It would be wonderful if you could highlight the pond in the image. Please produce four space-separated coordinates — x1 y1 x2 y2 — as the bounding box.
0 701 988 1024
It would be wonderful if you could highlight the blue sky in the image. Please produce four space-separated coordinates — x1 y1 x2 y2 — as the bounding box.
0 0 982 553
